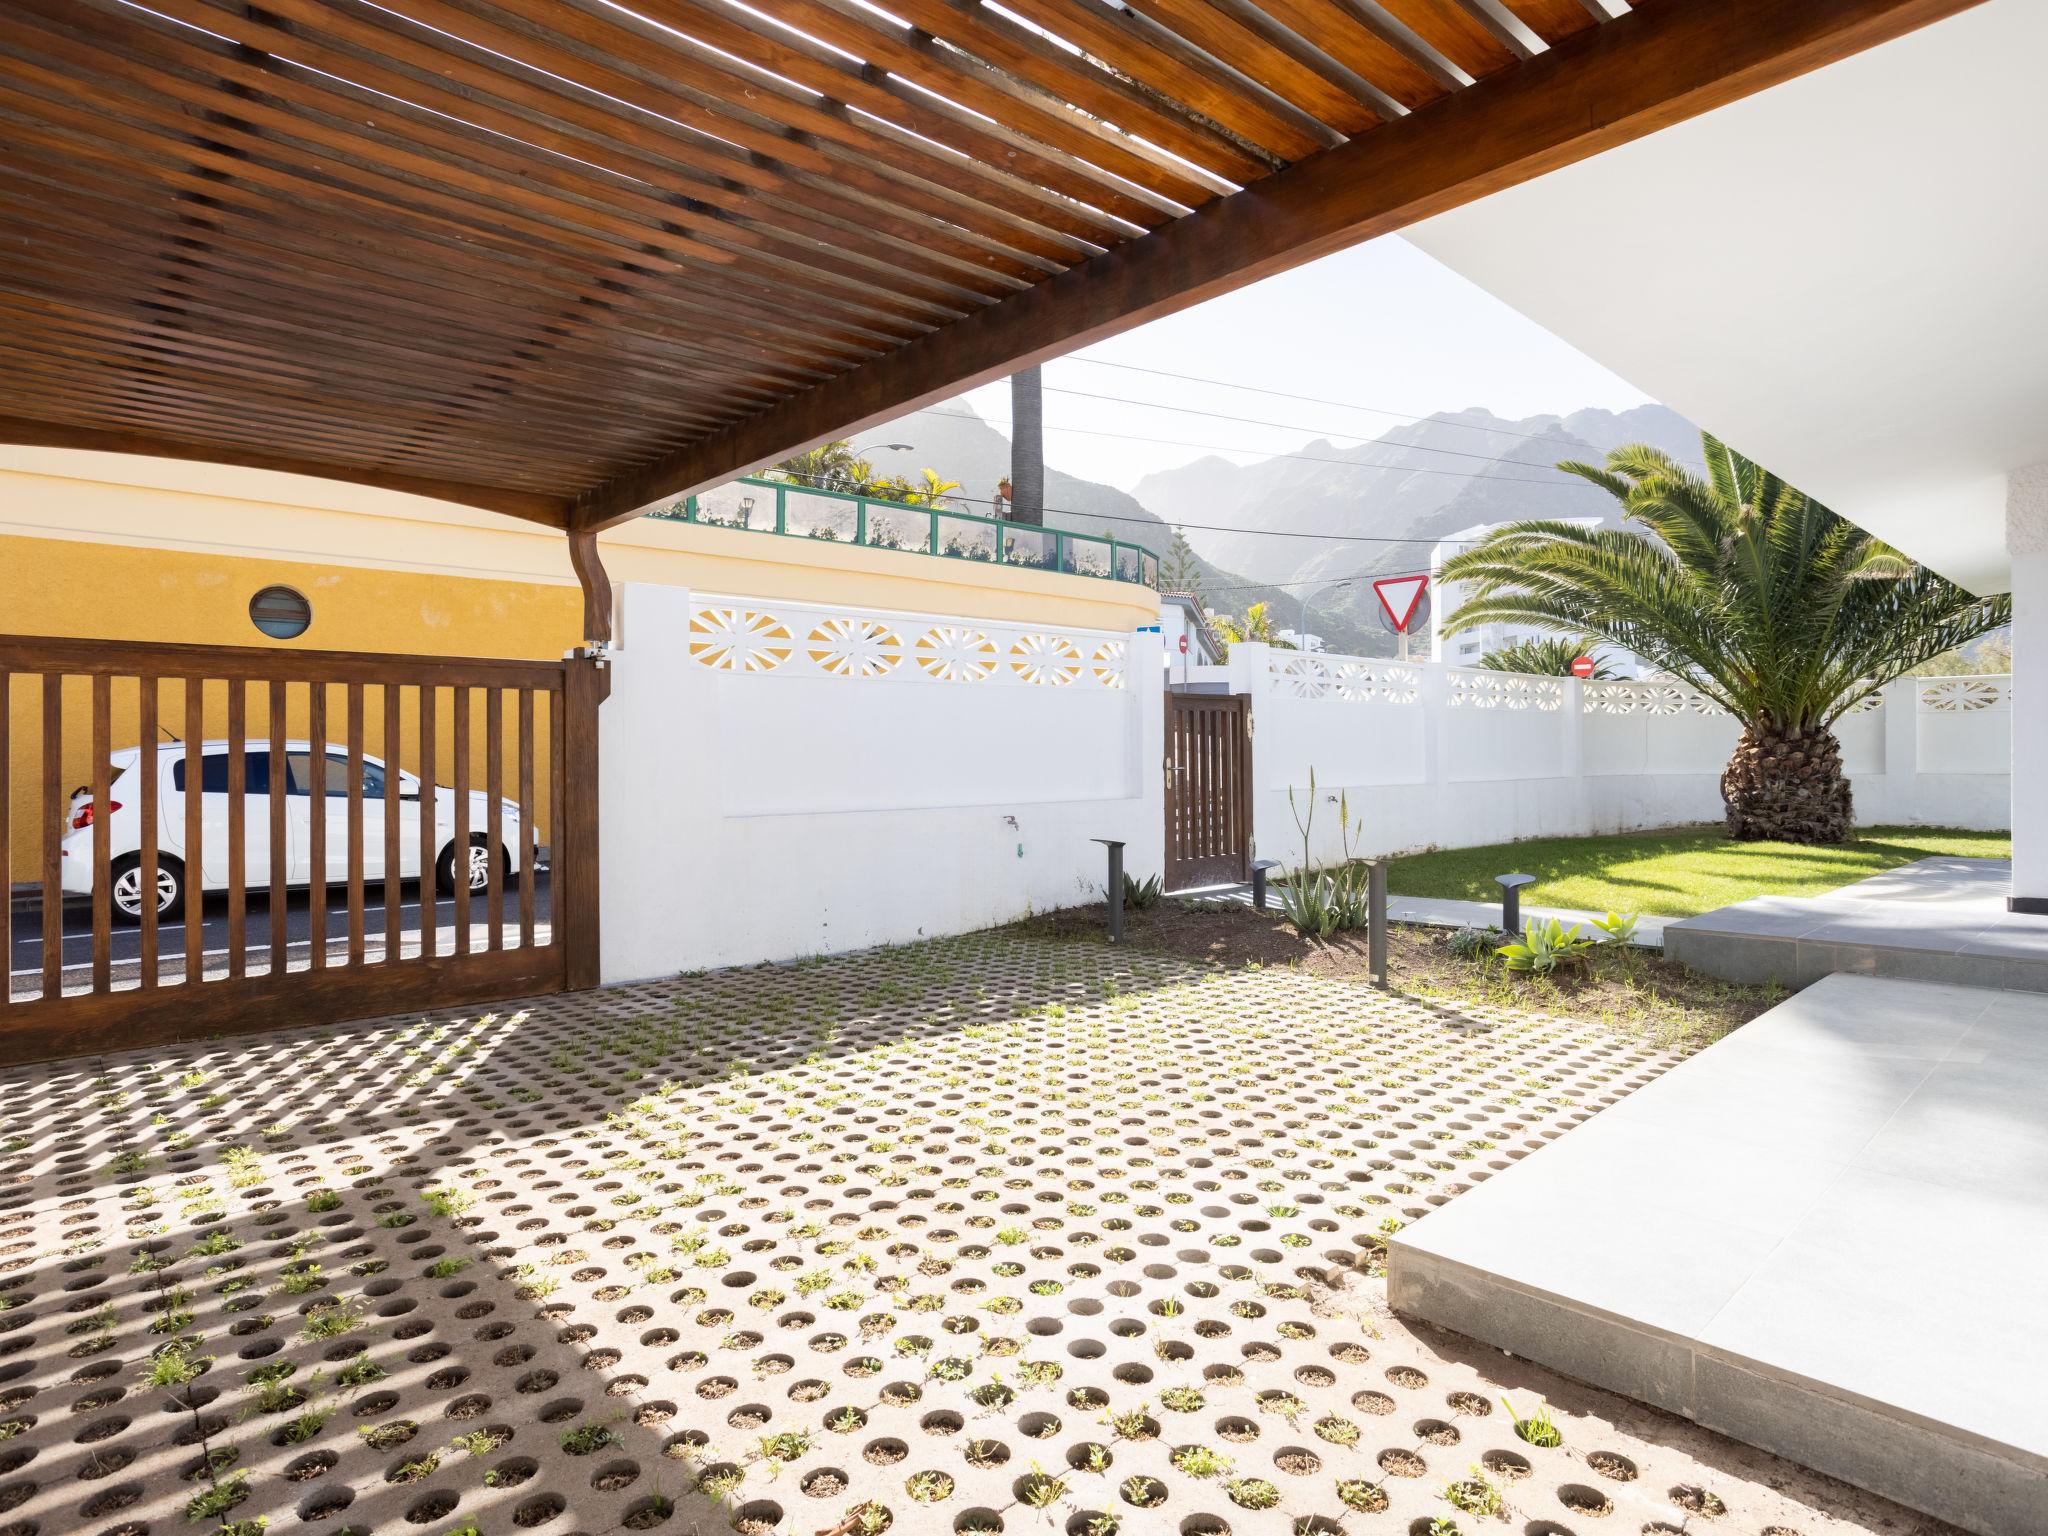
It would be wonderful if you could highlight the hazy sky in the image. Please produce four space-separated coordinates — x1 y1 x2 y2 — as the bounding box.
891 236 1655 492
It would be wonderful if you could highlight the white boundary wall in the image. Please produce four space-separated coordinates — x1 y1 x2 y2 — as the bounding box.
601 583 1162 981
1229 643 2010 867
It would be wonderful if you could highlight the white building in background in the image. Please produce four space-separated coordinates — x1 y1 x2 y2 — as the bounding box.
1428 520 1644 676
1275 627 1325 652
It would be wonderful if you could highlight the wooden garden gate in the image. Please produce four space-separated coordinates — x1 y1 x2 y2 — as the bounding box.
0 634 605 1066
1164 692 1252 892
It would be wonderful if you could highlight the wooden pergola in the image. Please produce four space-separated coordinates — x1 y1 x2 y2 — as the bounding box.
0 0 1977 555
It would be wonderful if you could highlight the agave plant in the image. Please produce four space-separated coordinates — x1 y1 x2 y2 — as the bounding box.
1441 433 2009 843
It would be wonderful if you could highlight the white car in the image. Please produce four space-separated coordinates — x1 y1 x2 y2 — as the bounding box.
60 740 527 921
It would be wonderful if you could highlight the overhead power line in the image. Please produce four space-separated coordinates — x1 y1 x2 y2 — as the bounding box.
1060 354 1710 470
905 407 1608 492
1031 386 1598 473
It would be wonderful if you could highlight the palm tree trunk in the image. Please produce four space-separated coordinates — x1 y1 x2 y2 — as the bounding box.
1721 721 1852 843
1009 365 1044 526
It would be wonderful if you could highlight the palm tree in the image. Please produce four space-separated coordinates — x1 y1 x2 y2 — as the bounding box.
1009 366 1045 526
1477 635 1614 678
774 440 862 491
906 468 961 509
1440 433 2009 844
1214 600 1295 656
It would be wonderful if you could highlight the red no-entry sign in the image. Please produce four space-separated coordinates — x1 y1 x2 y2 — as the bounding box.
1571 655 1597 679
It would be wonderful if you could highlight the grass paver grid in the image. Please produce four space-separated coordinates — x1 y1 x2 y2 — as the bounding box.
0 934 1953 1536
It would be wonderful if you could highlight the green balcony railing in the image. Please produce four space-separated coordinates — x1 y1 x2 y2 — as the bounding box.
649 477 1160 590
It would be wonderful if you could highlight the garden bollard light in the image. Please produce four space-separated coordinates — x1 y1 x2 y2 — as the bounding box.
1250 858 1282 911
1093 838 1126 943
1497 872 1536 933
1368 859 1388 989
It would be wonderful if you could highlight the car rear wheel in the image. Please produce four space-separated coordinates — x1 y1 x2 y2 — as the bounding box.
109 854 185 923
435 835 507 896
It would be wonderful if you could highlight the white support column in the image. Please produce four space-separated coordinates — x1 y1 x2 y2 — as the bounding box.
599 582 713 983
1418 662 1449 851
2009 467 2048 911
1128 626 1167 884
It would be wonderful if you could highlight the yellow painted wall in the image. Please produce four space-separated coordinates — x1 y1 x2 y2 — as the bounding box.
0 450 1160 877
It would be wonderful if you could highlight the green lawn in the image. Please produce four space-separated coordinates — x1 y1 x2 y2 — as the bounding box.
1388 824 2010 920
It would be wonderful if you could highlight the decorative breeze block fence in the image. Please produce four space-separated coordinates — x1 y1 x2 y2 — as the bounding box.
1235 643 2009 868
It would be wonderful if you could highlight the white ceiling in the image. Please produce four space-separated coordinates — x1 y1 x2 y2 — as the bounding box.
1408 0 2047 595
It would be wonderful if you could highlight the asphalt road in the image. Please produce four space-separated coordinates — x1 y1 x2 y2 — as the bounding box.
8 869 551 982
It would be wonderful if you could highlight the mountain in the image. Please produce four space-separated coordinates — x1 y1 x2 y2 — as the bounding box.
850 404 1386 652
850 399 1702 657
1131 403 1700 642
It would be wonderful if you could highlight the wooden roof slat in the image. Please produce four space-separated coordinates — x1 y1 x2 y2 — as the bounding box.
161 0 1111 262
0 61 980 336
605 0 1296 208
1372 0 1523 78
957 0 1332 160
26 0 1059 295
1495 0 1602 49
0 169 881 390
814 0 1270 187
1237 0 1456 109
0 29 1013 332
0 226 818 419
415 0 1191 228
0 282 740 449
0 357 603 486
1112 0 1384 134
0 99 937 371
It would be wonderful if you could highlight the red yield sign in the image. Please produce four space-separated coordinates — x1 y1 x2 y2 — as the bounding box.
1373 574 1429 633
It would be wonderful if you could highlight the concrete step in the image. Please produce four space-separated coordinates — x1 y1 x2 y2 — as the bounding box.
1388 973 2048 1536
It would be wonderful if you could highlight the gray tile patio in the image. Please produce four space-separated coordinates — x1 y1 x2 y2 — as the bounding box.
1388 972 2048 1536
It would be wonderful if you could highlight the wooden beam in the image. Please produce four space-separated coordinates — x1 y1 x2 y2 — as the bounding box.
567 529 613 648
0 414 571 524
571 0 1984 530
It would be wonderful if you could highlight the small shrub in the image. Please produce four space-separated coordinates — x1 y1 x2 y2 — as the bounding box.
1446 925 1500 961
1497 918 1596 975
1590 910 1640 944
1120 872 1163 910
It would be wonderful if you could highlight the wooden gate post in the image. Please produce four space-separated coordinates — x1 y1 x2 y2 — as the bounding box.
558 651 610 991
559 529 613 990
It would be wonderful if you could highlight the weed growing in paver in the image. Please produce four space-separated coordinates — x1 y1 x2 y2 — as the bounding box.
1503 1396 1563 1447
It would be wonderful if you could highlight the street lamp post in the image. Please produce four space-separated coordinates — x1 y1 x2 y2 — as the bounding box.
1297 579 1352 654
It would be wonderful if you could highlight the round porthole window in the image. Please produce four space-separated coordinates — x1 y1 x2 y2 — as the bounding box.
249 585 313 640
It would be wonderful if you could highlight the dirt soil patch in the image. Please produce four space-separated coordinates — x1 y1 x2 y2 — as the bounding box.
1019 900 1781 1051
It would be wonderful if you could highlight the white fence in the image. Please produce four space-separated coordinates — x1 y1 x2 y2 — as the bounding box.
1231 643 2010 867
600 584 1162 981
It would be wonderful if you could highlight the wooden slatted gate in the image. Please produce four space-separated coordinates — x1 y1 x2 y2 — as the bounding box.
1164 692 1253 892
0 635 605 1066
